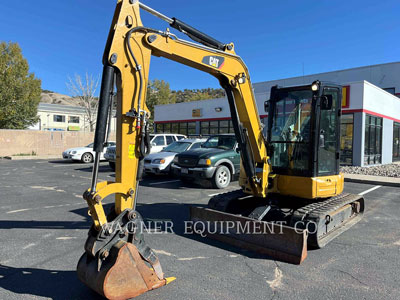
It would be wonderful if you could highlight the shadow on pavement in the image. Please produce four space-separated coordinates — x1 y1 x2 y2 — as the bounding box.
139 177 214 190
0 265 102 300
74 165 113 173
0 220 91 230
0 204 114 230
48 160 77 164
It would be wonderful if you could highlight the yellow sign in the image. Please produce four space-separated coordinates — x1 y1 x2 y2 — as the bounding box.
192 109 201 117
128 144 135 159
68 125 80 131
342 86 350 108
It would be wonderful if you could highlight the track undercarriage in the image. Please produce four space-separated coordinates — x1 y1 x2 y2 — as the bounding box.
190 190 365 264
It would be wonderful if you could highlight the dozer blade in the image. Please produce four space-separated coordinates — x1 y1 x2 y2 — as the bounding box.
190 206 308 265
77 240 167 300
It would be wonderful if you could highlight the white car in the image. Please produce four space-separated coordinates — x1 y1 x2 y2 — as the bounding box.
105 134 187 170
144 138 205 175
149 133 186 153
62 141 116 163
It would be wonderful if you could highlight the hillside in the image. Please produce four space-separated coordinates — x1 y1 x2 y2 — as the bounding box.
40 92 81 106
39 85 225 107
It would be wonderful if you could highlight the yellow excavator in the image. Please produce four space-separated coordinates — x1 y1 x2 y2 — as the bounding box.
77 1 365 299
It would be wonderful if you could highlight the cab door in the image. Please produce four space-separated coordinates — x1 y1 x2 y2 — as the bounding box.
317 87 341 176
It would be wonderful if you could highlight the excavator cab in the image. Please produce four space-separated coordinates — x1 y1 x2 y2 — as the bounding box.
265 81 344 199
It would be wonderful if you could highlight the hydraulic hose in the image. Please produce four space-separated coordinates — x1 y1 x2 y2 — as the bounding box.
125 26 163 128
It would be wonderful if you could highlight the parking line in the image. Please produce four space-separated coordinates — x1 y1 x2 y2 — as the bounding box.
208 192 222 197
358 185 382 196
208 188 238 197
6 208 32 214
148 180 181 186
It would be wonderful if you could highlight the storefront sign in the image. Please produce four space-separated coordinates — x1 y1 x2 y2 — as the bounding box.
192 109 202 117
342 86 350 108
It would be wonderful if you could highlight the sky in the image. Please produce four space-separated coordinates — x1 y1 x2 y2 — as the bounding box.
0 0 399 96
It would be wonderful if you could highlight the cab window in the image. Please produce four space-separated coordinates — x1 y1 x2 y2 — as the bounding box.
269 89 313 173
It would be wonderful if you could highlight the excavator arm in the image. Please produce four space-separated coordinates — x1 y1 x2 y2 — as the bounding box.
87 1 270 230
77 1 271 299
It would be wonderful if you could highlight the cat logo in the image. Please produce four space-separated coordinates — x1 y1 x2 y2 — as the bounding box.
201 56 225 69
209 56 219 67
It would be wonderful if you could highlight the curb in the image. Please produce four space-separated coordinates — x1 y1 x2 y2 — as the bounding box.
344 177 400 188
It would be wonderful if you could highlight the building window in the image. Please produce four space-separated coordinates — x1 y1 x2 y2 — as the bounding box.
228 120 235 133
188 122 196 135
340 114 354 165
156 123 163 133
155 122 196 136
163 123 171 133
53 115 65 122
201 121 210 135
68 116 80 123
219 120 229 133
200 120 235 135
364 115 382 165
383 87 395 95
393 122 400 162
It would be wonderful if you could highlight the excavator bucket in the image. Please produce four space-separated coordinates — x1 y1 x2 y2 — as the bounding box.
77 240 167 300
190 207 308 265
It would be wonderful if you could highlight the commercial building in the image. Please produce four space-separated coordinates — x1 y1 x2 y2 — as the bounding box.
154 62 400 166
30 103 116 132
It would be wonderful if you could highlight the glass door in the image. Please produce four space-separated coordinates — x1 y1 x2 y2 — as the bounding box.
394 122 400 162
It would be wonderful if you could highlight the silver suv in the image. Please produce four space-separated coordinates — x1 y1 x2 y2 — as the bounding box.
105 133 186 171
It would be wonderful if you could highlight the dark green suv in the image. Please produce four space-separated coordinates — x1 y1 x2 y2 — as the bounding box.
171 134 240 189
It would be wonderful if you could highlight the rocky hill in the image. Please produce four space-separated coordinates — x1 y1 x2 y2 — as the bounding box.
40 92 81 106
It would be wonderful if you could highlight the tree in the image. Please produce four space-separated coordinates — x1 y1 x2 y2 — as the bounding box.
0 42 41 129
67 73 99 132
146 79 176 121
171 87 225 103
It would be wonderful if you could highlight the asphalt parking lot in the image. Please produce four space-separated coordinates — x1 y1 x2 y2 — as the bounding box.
1 159 399 300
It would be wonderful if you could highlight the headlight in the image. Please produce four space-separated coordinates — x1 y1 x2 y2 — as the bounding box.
311 81 320 92
71 151 77 154
153 158 166 164
198 158 212 166
172 156 178 163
